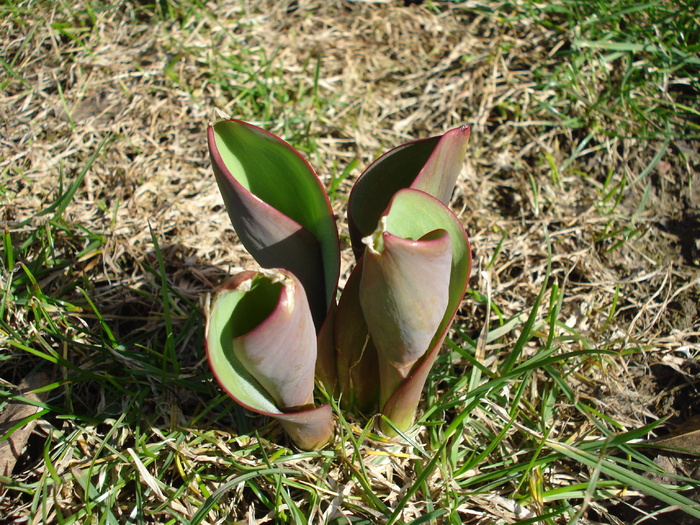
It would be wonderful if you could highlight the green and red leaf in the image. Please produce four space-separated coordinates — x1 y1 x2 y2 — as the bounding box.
333 257 380 415
206 117 473 443
360 223 452 406
363 188 471 435
205 268 333 450
347 124 470 257
208 117 340 328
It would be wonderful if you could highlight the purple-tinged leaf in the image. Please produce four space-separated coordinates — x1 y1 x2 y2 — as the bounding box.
360 223 452 406
334 257 379 414
275 404 334 451
315 302 339 395
205 268 333 449
234 270 315 409
348 124 470 257
411 124 472 204
208 117 340 328
362 188 471 435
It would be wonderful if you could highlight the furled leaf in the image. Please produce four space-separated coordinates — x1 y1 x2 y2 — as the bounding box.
208 116 340 328
275 405 334 451
315 302 339 395
360 222 452 407
206 268 333 449
363 188 471 435
347 124 470 257
411 124 472 203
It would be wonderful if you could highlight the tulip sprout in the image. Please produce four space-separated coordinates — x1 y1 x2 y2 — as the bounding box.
205 113 471 449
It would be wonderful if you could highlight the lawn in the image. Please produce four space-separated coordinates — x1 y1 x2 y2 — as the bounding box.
1 0 699 523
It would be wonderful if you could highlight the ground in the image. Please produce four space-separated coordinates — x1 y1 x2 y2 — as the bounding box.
1 0 699 523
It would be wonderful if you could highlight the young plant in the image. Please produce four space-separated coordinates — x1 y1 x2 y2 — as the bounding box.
205 113 471 449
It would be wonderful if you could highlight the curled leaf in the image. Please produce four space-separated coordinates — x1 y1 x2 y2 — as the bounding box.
275 405 334 452
360 220 452 406
208 117 340 328
363 188 471 435
205 117 474 445
206 268 333 449
348 124 470 257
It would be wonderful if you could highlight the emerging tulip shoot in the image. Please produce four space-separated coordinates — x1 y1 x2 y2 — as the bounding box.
212 269 316 410
361 217 453 415
205 113 471 449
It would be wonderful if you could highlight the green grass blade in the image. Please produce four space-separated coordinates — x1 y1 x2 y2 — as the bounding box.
548 440 700 519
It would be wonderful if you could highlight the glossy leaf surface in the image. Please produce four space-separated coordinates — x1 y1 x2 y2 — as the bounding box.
206 268 333 449
206 117 473 445
347 124 470 257
360 223 452 405
367 189 471 434
334 257 379 414
208 118 340 327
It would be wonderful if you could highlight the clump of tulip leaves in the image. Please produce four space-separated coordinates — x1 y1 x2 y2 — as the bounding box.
206 112 472 450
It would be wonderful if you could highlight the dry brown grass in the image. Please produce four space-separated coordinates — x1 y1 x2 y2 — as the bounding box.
2 0 700 523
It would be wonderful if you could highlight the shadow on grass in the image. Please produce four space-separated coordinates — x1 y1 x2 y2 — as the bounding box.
1 228 270 475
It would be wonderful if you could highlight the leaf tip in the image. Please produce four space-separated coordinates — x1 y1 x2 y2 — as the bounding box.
361 216 387 255
211 107 232 126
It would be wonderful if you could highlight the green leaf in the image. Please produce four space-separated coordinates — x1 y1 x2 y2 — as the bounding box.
206 268 333 450
347 124 470 257
333 257 380 415
361 223 452 406
549 440 700 520
367 189 471 434
208 117 340 327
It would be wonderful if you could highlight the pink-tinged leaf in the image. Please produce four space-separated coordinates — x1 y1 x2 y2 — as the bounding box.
208 118 340 328
205 268 333 449
360 224 452 407
363 189 471 435
379 338 442 437
275 404 334 451
232 270 315 409
348 124 470 257
334 257 379 414
412 124 472 204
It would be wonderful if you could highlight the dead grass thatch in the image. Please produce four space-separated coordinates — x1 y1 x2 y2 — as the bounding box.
1 0 699 522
